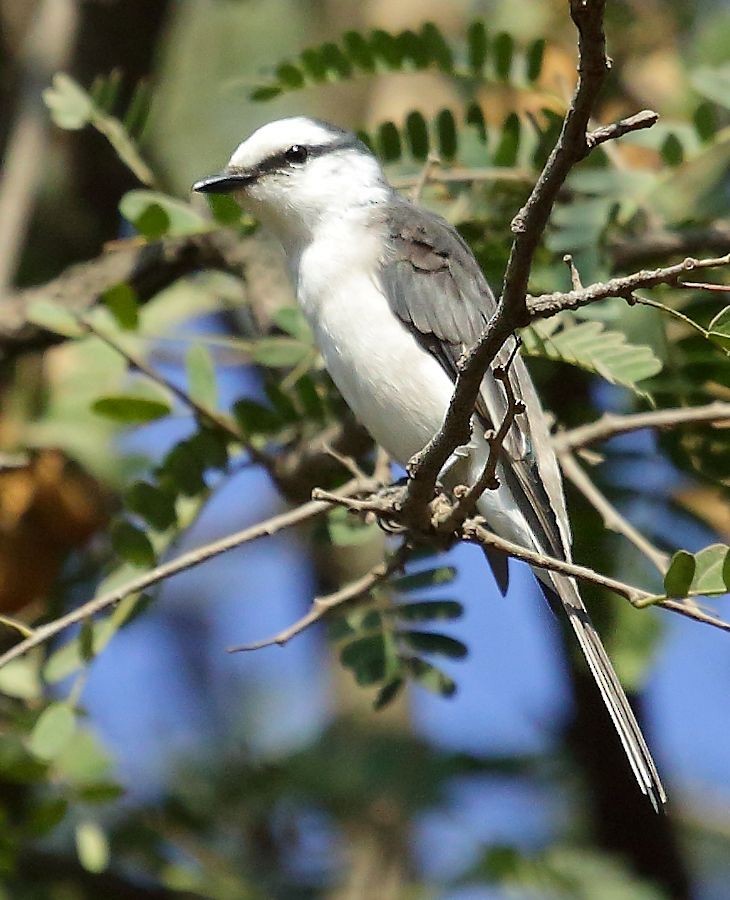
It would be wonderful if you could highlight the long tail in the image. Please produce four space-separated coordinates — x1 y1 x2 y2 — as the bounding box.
546 571 666 811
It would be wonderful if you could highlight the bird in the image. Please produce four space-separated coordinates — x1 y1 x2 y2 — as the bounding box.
193 116 666 810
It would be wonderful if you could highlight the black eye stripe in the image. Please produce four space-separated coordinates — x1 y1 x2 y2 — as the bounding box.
229 136 365 183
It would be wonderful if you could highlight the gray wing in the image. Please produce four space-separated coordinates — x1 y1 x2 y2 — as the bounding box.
379 197 569 560
379 199 666 808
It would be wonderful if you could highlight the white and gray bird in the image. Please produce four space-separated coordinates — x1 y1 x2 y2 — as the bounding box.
193 116 666 809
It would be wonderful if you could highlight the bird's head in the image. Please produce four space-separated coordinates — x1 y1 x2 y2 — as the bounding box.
193 117 390 247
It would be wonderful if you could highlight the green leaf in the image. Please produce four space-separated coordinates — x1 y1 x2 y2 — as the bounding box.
467 21 489 74
436 108 458 160
92 395 171 424
119 190 206 239
340 635 387 686
26 299 85 338
693 101 717 142
394 600 463 622
663 550 696 597
250 84 282 101
393 566 456 592
276 62 305 88
405 110 430 161
26 797 68 836
521 315 663 394
76 821 110 874
660 133 684 167
79 618 95 663
76 781 125 803
343 31 376 72
101 282 139 330
373 678 404 710
43 73 93 129
187 429 230 471
399 630 468 659
55 729 113 785
111 520 156 568
206 193 242 225
420 22 453 72
272 305 312 341
29 704 76 761
378 120 402 162
186 343 218 409
526 38 546 82
493 32 514 80
0 658 42 700
125 481 177 531
250 337 310 368
493 112 520 166
402 656 456 696
159 441 207 495
466 102 487 143
232 398 281 436
691 544 730 595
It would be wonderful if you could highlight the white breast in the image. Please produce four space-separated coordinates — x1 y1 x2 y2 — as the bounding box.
293 218 534 547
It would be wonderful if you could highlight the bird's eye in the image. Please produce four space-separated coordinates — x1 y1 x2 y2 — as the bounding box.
284 144 308 165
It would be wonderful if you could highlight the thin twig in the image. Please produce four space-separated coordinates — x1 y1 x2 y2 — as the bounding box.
527 254 730 319
80 318 273 468
679 281 730 292
227 543 410 652
554 401 730 453
558 449 669 573
583 110 659 155
0 477 375 670
410 153 441 202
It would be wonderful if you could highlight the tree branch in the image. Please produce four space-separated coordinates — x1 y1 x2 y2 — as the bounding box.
227 543 410 653
527 254 730 319
558 449 670 573
553 401 730 453
0 476 376 670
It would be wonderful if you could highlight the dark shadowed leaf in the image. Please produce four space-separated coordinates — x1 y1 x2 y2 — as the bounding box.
526 38 546 82
494 32 514 79
340 635 387 685
373 678 404 710
125 481 177 531
403 657 456 696
393 566 457 592
406 110 429 160
233 399 282 436
399 630 468 659
436 109 458 160
394 599 463 622
111 520 155 568
467 21 489 74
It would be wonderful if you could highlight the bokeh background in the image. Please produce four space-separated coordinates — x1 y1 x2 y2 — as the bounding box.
1 1 729 897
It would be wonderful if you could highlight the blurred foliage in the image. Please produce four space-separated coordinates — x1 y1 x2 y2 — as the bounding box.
0 1 729 897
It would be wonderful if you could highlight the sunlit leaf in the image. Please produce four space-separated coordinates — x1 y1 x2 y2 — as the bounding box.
29 704 76 762
521 315 662 393
186 343 218 409
76 821 110 873
92 395 171 424
101 283 139 330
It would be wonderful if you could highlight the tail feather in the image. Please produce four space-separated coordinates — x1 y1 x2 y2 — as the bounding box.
548 572 666 812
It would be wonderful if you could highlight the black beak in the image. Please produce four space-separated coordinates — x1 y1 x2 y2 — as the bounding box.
192 171 253 194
